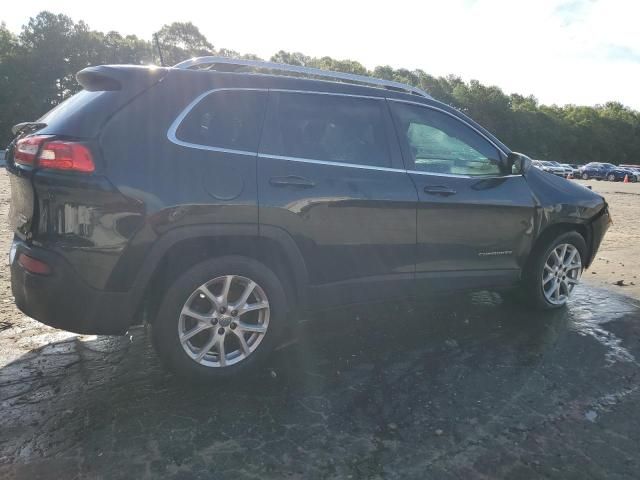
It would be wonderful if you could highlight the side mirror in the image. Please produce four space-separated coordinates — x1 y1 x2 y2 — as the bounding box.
506 152 532 175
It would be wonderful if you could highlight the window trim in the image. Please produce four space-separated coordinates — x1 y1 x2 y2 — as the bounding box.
167 88 517 178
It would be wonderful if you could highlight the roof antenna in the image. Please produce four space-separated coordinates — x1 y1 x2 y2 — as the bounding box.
154 34 165 66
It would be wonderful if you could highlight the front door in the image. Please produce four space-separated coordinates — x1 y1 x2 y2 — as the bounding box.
257 91 418 307
388 100 536 292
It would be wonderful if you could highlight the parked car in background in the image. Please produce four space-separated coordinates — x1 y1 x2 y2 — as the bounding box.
618 164 640 181
581 162 639 182
548 161 573 177
532 160 566 176
600 163 638 182
560 163 580 177
6 57 611 380
579 162 608 180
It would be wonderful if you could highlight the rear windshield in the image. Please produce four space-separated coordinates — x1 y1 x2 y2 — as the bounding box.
38 90 103 124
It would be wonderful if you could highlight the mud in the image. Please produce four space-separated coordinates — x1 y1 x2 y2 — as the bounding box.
1 170 640 479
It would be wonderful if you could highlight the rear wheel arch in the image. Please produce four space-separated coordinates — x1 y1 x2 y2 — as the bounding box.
133 226 308 326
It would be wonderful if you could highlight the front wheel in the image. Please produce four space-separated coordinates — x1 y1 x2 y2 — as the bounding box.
581 173 589 180
151 256 288 381
607 174 616 182
521 232 586 309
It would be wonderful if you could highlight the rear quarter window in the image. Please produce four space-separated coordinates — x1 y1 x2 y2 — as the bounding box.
174 90 268 152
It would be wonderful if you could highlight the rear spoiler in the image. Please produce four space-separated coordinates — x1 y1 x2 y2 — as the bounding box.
12 122 47 136
76 65 169 92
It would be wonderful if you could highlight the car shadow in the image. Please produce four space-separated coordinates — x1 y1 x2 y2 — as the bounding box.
1 286 639 479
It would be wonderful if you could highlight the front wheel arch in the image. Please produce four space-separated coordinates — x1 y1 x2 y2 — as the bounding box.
521 230 587 309
529 223 589 265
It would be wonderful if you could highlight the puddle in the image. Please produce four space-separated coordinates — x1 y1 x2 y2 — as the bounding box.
1 283 639 478
567 288 638 364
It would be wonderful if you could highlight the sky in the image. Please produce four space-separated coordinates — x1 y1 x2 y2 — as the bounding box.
3 0 640 109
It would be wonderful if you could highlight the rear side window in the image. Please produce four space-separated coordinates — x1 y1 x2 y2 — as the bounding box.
260 92 391 167
175 90 267 152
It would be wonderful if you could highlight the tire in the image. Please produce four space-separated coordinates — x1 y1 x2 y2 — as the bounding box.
521 231 587 310
581 173 588 180
151 255 288 381
632 176 638 183
607 174 616 182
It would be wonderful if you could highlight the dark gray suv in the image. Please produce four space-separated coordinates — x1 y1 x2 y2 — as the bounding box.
7 57 610 380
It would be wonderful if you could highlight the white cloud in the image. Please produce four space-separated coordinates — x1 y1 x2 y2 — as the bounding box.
4 0 640 108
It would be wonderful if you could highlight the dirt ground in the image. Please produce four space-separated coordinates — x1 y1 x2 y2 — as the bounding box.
575 179 640 298
1 169 640 479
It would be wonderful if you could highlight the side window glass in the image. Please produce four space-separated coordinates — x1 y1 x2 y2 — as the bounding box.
260 92 391 168
176 90 267 152
390 102 502 176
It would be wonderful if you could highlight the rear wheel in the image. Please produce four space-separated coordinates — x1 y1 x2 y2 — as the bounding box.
607 173 616 182
151 256 288 381
521 231 586 309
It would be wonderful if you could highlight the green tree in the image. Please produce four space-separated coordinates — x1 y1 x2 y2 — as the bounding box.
2 12 640 166
154 22 213 65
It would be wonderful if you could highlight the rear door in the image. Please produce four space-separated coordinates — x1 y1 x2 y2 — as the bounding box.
257 91 417 307
388 100 536 291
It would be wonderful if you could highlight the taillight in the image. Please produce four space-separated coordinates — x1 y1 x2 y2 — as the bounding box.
18 253 52 275
14 135 49 166
14 135 95 173
39 141 95 172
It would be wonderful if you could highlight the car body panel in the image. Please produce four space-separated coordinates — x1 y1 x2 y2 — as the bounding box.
409 174 536 272
5 65 611 335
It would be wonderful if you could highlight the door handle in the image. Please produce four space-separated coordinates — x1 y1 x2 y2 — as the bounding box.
269 175 315 188
423 185 456 196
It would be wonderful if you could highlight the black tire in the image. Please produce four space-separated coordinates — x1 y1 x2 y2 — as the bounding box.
581 173 588 180
607 174 616 182
151 255 288 381
520 231 587 310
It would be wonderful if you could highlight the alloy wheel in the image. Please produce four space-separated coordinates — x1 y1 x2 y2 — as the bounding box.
542 243 582 305
178 275 270 367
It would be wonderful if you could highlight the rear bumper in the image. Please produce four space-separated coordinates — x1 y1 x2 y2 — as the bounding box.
10 238 134 335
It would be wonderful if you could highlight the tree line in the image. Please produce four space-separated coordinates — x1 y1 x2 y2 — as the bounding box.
1 11 639 165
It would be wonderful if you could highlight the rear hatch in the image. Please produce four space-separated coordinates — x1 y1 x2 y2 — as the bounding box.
6 65 168 241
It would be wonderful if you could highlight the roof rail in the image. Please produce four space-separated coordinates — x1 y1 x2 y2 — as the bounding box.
174 56 431 99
